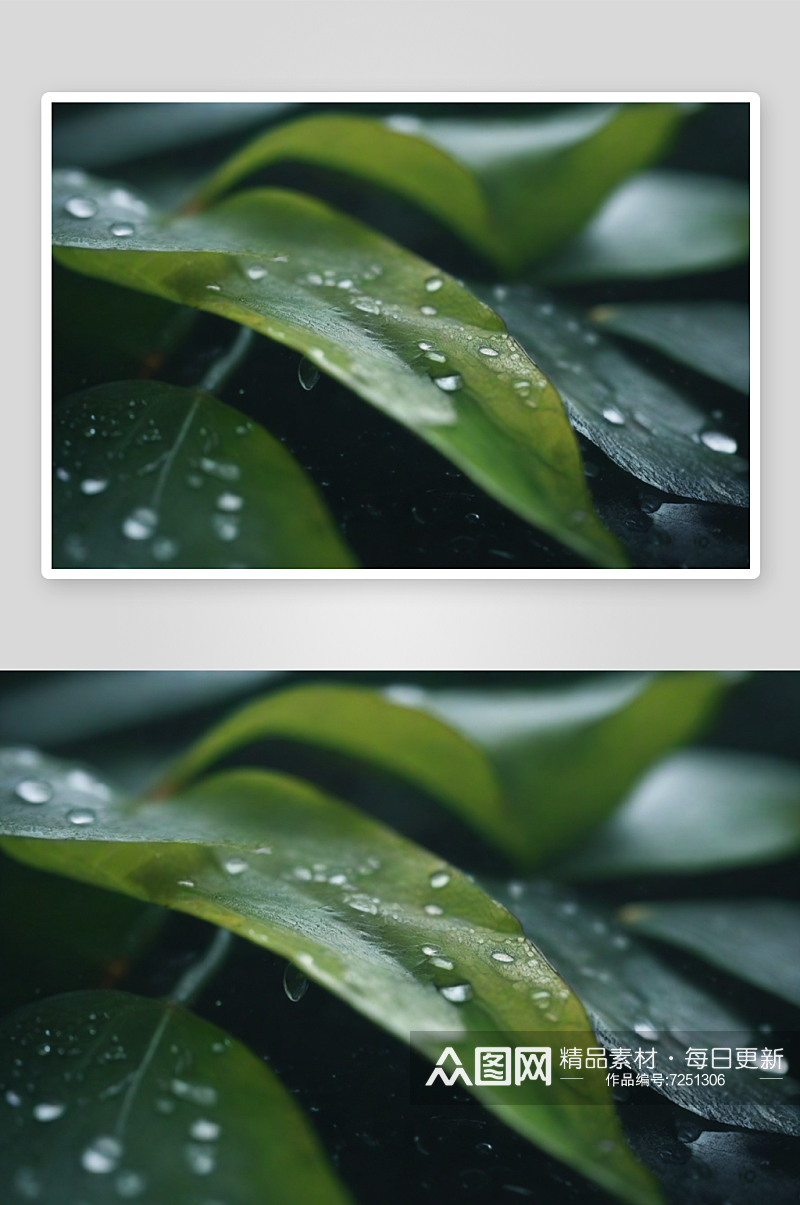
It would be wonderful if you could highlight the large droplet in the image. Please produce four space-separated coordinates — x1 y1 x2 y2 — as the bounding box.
424 904 443 916
67 808 96 826
80 478 108 495
479 348 499 357
420 305 437 317
491 952 515 963
425 277 444 292
246 265 267 280
190 1119 221 1142
223 856 248 875
33 1101 65 1121
122 507 158 540
602 406 626 426
109 222 135 238
298 357 320 391
633 1021 660 1041
429 871 451 889
15 780 52 804
65 197 97 219
283 964 309 1002
700 430 737 454
433 375 463 393
216 492 243 512
81 1135 123 1174
439 983 474 1003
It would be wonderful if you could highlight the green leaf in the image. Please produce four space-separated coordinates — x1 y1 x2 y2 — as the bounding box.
53 262 195 399
553 751 800 878
0 850 162 1012
589 301 750 394
52 171 626 567
0 750 660 1205
157 674 729 867
483 287 749 506
187 104 687 273
156 682 514 849
493 879 800 1135
52 380 357 569
619 900 800 1009
539 170 750 282
384 672 730 865
0 989 353 1205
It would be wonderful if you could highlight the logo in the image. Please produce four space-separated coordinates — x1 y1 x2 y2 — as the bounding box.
425 1046 551 1088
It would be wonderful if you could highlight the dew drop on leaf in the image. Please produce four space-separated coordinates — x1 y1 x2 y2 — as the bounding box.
491 952 515 963
479 347 499 357
15 780 52 804
433 375 463 393
81 1135 123 1174
80 478 108 495
439 983 474 1003
109 222 135 238
425 277 444 292
189 1119 221 1142
420 305 437 317
429 872 451 889
283 964 309 1003
424 904 444 916
602 406 626 426
122 508 158 540
298 357 321 391
223 856 248 875
67 808 96 826
216 492 243 512
700 430 738 454
65 197 97 219
33 1101 65 1121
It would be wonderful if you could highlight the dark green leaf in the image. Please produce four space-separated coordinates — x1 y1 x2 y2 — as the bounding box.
52 171 624 566
553 751 800 878
0 850 162 1012
493 879 800 1135
188 104 687 273
0 989 353 1204
0 749 660 1205
619 900 800 1009
52 380 357 569
484 287 749 506
589 301 750 394
539 171 750 282
0 671 283 747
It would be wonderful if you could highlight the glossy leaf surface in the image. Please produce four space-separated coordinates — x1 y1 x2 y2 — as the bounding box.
539 171 750 282
494 879 800 1135
555 751 800 878
620 900 800 1009
0 989 353 1204
188 104 687 272
53 380 356 569
484 287 749 507
589 301 750 394
0 749 659 1205
53 171 623 566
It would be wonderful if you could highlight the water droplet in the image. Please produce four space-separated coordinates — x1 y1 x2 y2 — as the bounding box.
37 1044 50 1056
700 430 737 454
152 537 178 562
479 348 499 357
109 222 135 238
420 305 437 316
82 1135 123 1174
33 1101 65 1121
439 983 473 1003
170 1079 218 1106
184 1143 216 1175
431 957 454 969
216 492 243 512
67 808 96 825
212 514 239 542
328 873 347 885
602 407 626 426
5 1090 21 1106
491 952 515 963
347 896 378 914
634 1022 660 1041
425 277 443 292
246 265 267 280
298 357 320 391
80 478 108 495
424 904 443 916
115 1170 146 1198
433 375 463 392
353 297 381 314
293 867 312 881
418 341 434 351
675 1119 702 1143
283 965 309 1002
55 467 70 482
84 426 96 437
223 856 248 875
205 284 221 292
425 351 447 363
200 458 240 482
122 507 158 540
190 1119 221 1142
15 780 52 804
421 945 440 957
430 871 451 889
178 879 194 888
65 197 97 219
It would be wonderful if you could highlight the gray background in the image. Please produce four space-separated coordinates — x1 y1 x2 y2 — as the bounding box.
2 1 791 669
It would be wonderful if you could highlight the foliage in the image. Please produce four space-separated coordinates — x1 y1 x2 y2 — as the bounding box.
51 101 751 569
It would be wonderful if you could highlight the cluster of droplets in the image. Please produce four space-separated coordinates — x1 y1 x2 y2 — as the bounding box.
3 751 117 830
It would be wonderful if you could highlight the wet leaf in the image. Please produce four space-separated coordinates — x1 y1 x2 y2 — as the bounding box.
188 104 687 273
52 380 356 569
589 302 750 394
539 171 750 282
554 751 800 879
0 671 283 747
0 749 660 1205
52 171 625 567
493 879 800 1135
156 682 514 850
0 850 162 1012
484 287 749 507
0 989 353 1205
619 900 800 1009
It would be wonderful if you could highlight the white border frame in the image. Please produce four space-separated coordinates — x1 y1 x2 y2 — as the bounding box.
42 92 760 580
